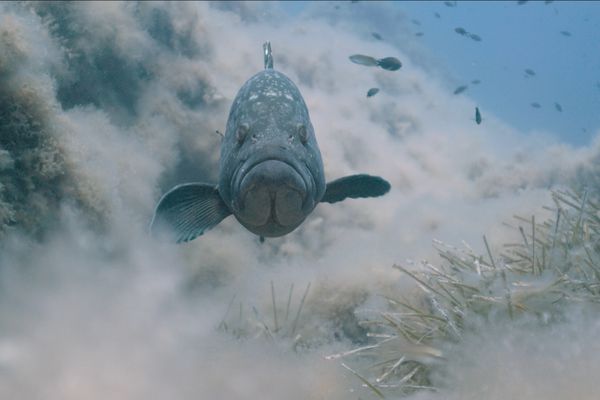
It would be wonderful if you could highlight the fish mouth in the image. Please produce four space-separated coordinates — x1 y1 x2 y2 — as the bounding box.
231 156 315 236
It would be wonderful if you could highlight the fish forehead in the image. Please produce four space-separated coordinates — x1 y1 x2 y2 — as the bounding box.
228 70 308 128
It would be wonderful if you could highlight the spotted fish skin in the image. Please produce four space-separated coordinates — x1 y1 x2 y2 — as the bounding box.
219 69 326 237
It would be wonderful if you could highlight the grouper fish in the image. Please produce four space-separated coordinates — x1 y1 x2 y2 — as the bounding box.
151 42 391 243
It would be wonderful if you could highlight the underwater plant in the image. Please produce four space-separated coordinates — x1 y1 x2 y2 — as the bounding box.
329 187 600 398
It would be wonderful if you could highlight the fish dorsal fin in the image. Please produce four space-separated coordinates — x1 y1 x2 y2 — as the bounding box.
150 183 232 243
321 174 391 204
263 41 273 69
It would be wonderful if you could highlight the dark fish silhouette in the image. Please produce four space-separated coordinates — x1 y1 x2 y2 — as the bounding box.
560 30 572 37
471 79 481 85
377 57 402 71
453 85 468 95
411 19 421 26
525 68 536 76
367 88 380 97
415 32 425 37
468 33 482 42
434 12 441 18
475 107 482 125
455 27 467 36
530 102 541 108
372 32 383 40
517 1 528 4
151 43 391 243
444 1 457 7
554 102 563 112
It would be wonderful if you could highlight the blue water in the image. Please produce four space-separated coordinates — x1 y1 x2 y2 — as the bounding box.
283 1 600 147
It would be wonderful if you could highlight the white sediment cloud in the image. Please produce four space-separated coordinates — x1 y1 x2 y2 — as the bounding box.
0 1 598 398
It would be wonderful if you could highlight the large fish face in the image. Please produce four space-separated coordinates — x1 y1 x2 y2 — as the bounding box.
219 70 326 237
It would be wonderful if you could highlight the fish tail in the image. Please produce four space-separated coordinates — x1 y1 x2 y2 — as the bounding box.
263 41 274 69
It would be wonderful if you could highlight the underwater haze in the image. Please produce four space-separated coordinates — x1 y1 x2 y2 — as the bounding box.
1 1 600 399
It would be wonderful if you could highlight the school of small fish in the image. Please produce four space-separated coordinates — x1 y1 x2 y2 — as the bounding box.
348 0 577 127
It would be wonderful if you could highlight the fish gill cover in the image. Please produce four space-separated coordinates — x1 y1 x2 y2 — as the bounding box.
0 1 599 399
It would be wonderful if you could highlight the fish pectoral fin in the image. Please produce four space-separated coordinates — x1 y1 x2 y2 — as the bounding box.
150 183 231 243
320 174 391 204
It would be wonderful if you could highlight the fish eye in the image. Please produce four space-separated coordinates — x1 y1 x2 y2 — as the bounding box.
297 123 308 144
236 123 249 144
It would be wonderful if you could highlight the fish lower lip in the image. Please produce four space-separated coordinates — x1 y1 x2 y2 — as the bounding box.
235 159 308 225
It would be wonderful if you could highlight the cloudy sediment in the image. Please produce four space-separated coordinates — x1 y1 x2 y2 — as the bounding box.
0 1 598 398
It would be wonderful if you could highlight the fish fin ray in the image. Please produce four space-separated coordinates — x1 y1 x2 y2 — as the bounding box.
320 174 391 204
150 183 231 243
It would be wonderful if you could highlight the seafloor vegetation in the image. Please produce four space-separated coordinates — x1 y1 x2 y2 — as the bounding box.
224 187 600 398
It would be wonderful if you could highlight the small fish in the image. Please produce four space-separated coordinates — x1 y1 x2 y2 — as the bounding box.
554 102 563 112
468 33 482 42
367 88 380 97
376 57 402 71
415 32 424 37
455 27 468 35
471 79 481 85
372 32 383 40
475 107 482 125
349 54 378 67
530 102 541 108
517 0 528 4
434 12 441 18
560 30 571 37
151 42 390 243
525 68 536 76
453 85 468 95
411 19 421 26
444 1 456 7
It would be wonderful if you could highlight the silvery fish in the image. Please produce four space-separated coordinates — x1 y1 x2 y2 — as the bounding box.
151 43 391 243
349 54 379 67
